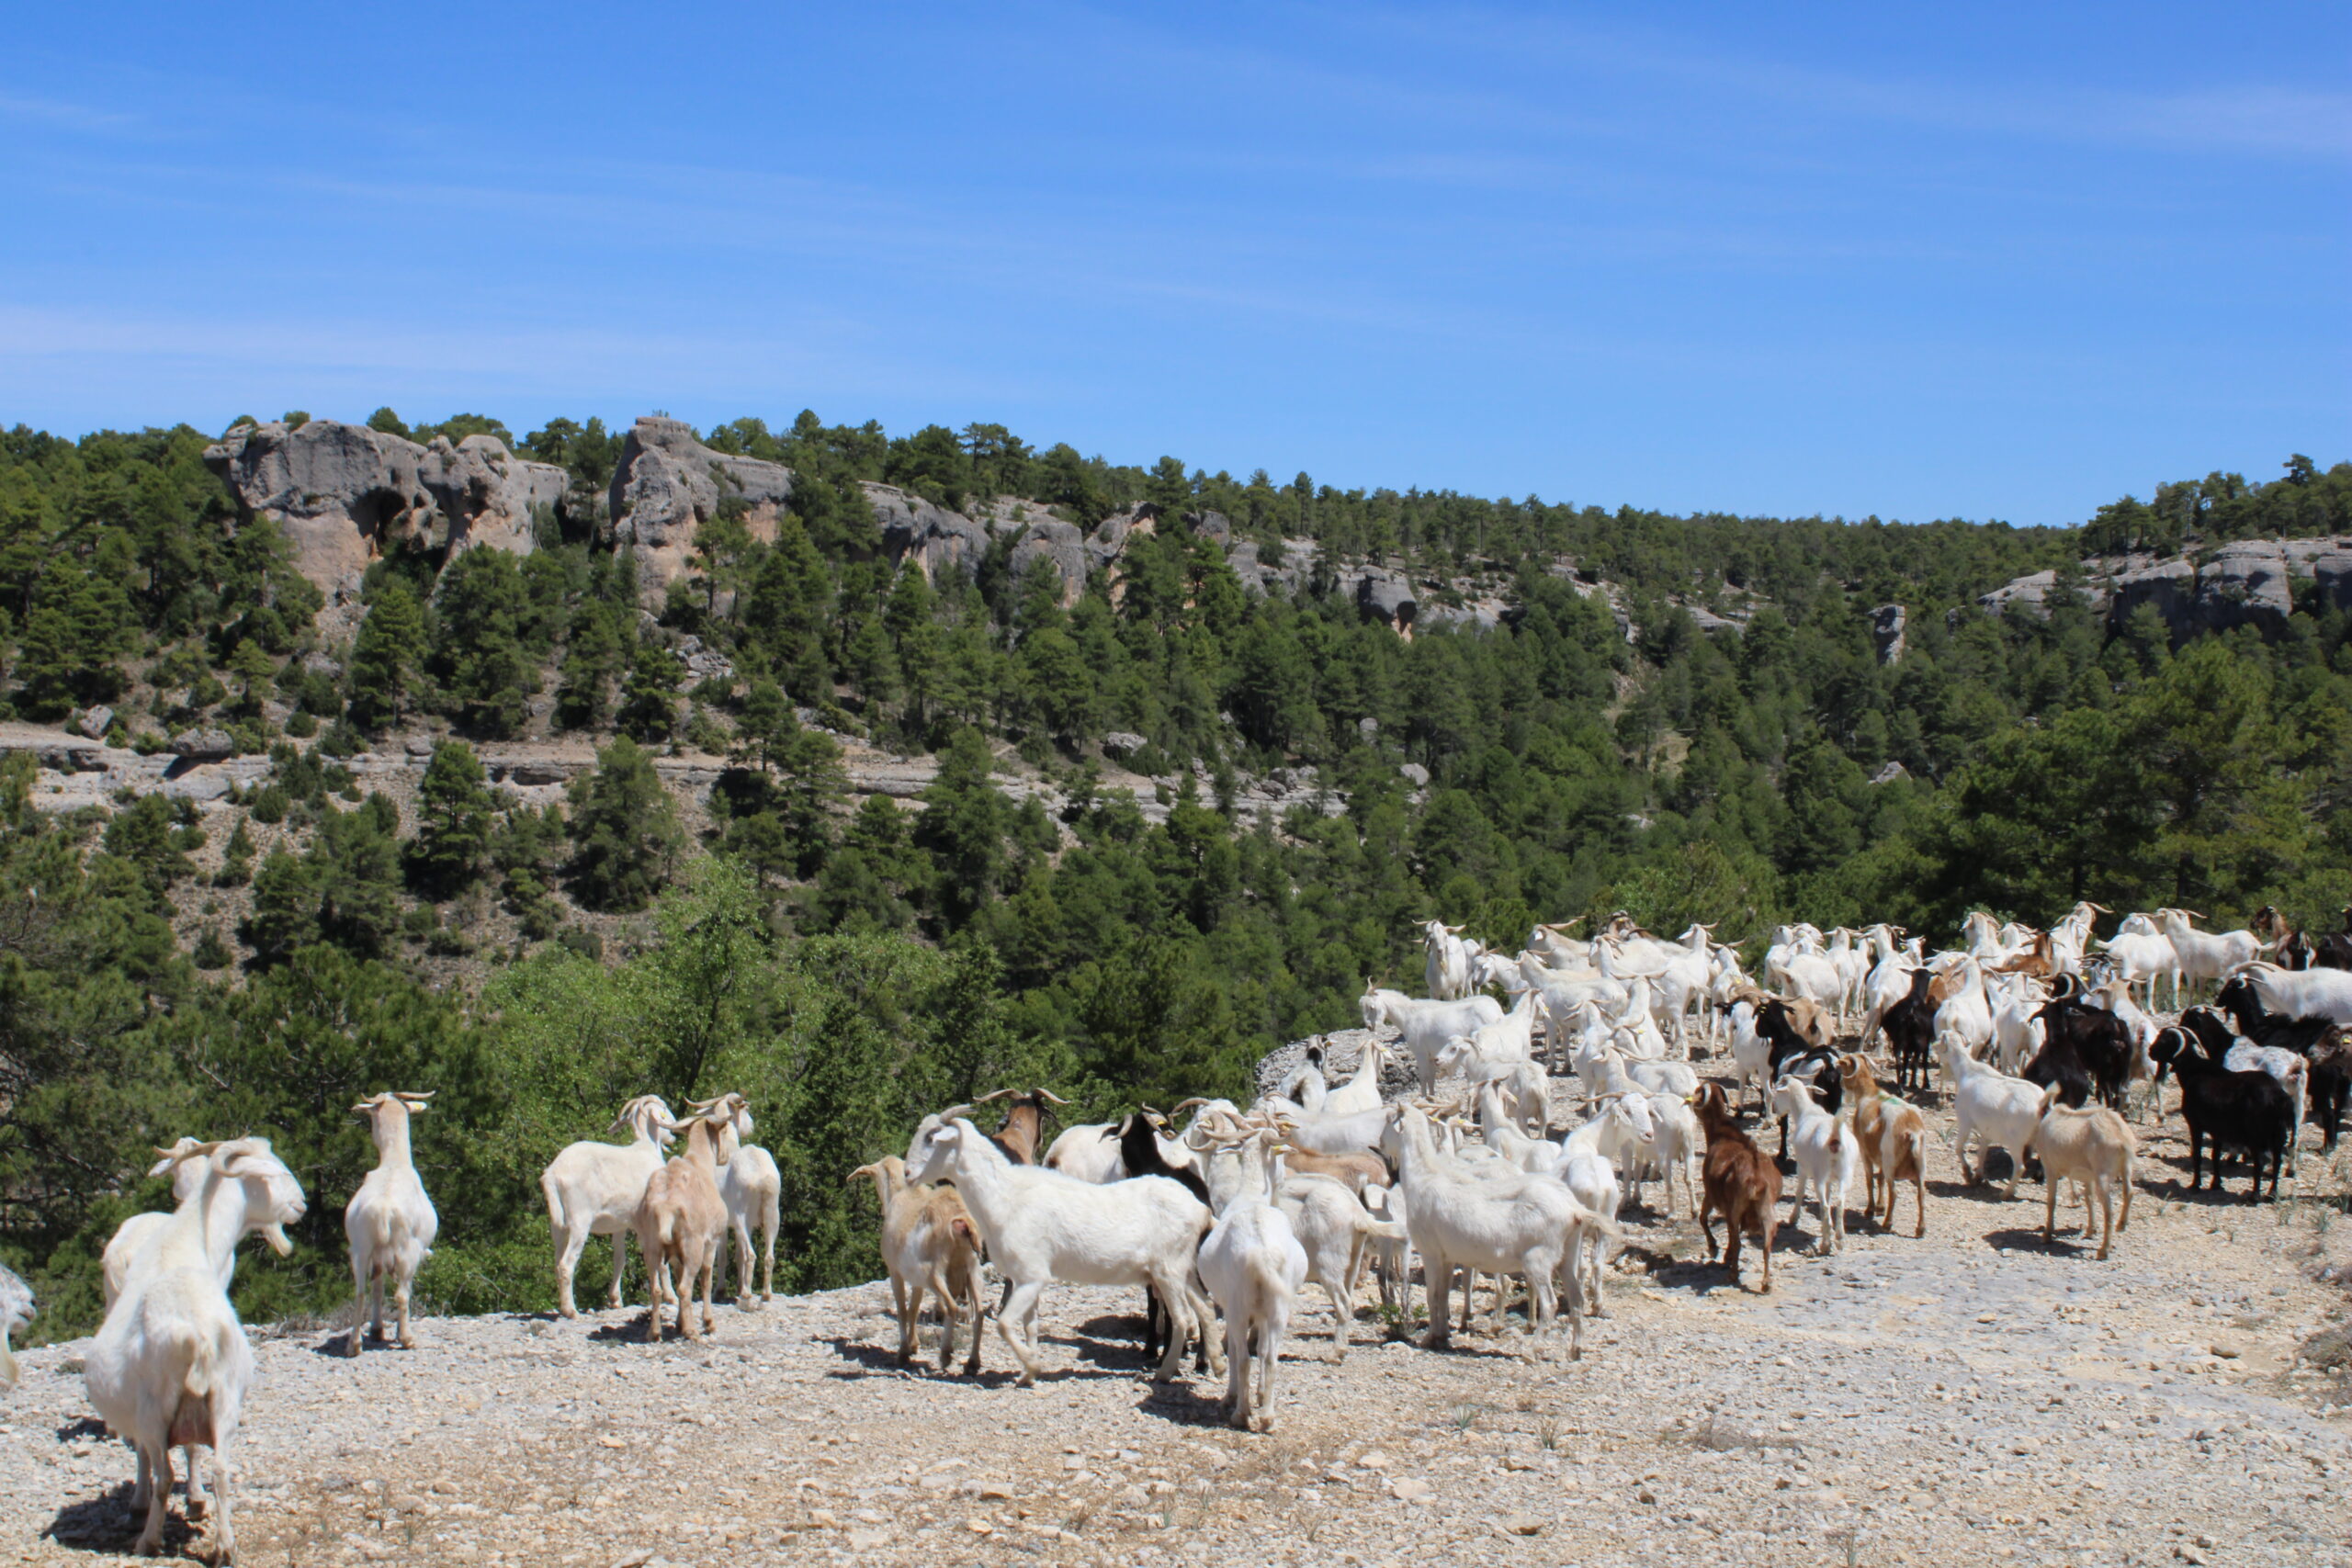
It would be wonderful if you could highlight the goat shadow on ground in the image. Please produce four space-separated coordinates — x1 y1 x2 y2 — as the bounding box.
43 1483 175 1559
2152 1173 2281 1206
1646 1252 1792 1296
1982 1225 2096 1258
52 1416 108 1441
814 1333 1020 1385
1928 1177 2033 1206
311 1327 434 1359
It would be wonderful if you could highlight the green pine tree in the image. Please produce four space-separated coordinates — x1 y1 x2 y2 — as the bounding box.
567 736 684 912
407 739 495 897
345 582 428 731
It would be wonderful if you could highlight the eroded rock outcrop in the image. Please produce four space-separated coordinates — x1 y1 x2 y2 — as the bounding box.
608 416 793 604
869 483 991 584
1870 604 1906 665
1008 518 1090 603
205 420 567 608
2192 540 2295 635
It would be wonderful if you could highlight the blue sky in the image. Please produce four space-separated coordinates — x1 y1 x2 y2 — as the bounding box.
2 2 2345 525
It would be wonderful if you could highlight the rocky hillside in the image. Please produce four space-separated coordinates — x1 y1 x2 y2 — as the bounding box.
1978 536 2352 640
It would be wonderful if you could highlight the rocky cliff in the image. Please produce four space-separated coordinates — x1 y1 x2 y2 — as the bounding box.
1975 536 2352 642
607 416 795 605
205 419 568 625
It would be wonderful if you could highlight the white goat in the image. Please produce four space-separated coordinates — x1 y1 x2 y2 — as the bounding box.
690 1092 779 1308
1632 1090 1703 1219
1940 1032 2045 1199
2098 929 2182 1011
1932 955 1996 1059
1377 1105 1600 1360
542 1094 675 1320
1361 985 1505 1093
85 1140 276 1562
2158 908 2267 999
1420 919 1474 1000
103 1137 306 1520
1770 1077 1860 1256
104 1137 306 1309
907 1116 1218 1385
344 1091 438 1356
1273 1172 1398 1362
2245 962 2352 1028
1196 1125 1307 1431
1987 973 2049 1075
1320 1038 1390 1118
1555 1094 1652 1312
0 1262 28 1395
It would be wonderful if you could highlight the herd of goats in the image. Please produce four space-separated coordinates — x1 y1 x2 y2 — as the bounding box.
6 902 2352 1561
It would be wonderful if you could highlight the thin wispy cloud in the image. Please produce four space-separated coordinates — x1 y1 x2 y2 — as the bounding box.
0 89 138 134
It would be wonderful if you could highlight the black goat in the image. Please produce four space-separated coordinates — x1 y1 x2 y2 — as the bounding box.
2317 908 2352 972
1878 968 1937 1097
2215 976 2350 1153
2023 995 2134 1110
2149 1034 2293 1201
1111 1110 1212 1371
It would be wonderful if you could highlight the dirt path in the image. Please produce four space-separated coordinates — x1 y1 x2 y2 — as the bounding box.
6 1096 2348 1567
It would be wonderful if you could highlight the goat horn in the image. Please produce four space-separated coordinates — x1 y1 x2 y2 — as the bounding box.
846 1164 876 1184
971 1088 1017 1105
932 1103 976 1124
684 1095 726 1111
1032 1089 1070 1106
1170 1097 1209 1115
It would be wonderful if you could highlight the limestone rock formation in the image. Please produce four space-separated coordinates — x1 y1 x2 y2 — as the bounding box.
2105 558 2196 635
1226 538 1312 598
607 417 793 604
1085 504 1159 572
1008 518 1090 604
1869 604 1906 665
2314 551 2352 614
1353 568 1417 630
868 483 990 583
205 419 567 607
1419 597 1509 632
1184 509 1232 547
2191 540 2294 635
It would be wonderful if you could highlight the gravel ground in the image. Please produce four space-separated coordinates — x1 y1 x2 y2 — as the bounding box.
6 1074 2351 1568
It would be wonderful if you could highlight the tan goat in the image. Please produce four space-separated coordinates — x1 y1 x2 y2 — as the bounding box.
635 1108 729 1343
848 1156 986 1374
1837 1054 1928 1237
2025 1088 2136 1260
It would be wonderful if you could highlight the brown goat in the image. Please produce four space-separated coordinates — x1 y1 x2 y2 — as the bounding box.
1690 1082 1781 1292
848 1156 986 1373
1991 930 2056 979
635 1109 729 1343
1780 996 1836 1050
973 1087 1068 1165
1276 1145 1390 1198
1837 1054 1928 1237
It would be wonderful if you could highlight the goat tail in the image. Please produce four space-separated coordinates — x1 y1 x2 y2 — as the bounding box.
1359 1217 1408 1243
1244 1249 1289 1313
161 1314 217 1402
